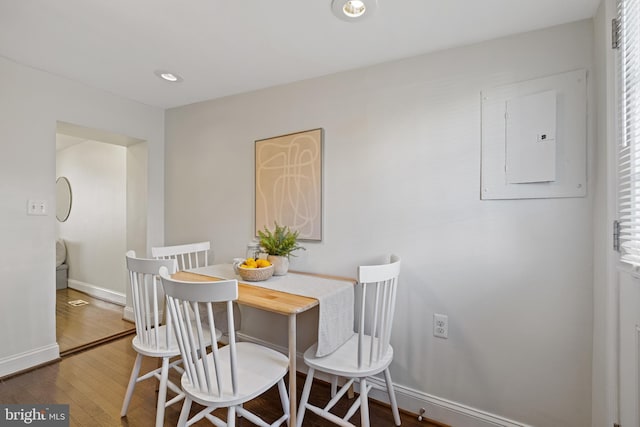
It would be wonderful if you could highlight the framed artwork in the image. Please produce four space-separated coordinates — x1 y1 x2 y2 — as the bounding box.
255 128 323 241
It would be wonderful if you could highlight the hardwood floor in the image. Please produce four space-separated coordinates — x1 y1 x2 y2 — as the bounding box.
56 288 136 356
0 336 445 427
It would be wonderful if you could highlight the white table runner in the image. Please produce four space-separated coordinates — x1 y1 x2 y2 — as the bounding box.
189 264 355 357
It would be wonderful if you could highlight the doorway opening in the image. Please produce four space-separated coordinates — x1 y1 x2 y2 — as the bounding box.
55 121 148 355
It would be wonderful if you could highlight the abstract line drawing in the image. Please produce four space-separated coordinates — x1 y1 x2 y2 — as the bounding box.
255 128 323 241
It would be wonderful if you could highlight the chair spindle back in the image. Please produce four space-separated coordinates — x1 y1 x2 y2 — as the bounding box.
151 241 210 270
160 268 239 398
356 254 401 369
126 251 178 351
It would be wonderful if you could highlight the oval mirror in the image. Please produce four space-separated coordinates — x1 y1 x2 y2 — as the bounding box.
56 177 72 222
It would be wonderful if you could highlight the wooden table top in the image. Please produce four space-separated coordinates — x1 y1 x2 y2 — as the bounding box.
173 270 354 315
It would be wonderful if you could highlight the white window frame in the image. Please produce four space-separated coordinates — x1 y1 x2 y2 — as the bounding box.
617 0 640 266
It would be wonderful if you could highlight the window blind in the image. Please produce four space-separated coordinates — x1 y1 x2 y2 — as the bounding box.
619 0 640 265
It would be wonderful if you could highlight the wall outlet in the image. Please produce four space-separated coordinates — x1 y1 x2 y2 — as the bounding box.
433 313 448 339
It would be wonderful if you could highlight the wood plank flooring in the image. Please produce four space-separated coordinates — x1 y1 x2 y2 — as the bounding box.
0 336 445 427
56 288 136 356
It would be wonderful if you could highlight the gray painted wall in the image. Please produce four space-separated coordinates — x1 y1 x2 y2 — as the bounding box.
0 55 165 376
165 20 595 427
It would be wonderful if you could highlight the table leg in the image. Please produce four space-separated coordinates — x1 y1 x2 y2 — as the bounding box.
288 313 297 427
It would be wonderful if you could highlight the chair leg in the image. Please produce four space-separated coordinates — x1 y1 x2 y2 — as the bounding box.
384 368 401 426
227 406 236 427
296 368 315 427
121 353 143 417
178 397 192 427
359 378 370 427
155 357 170 427
330 375 338 398
277 378 290 426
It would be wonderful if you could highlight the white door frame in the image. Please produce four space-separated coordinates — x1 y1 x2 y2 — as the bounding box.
598 0 621 425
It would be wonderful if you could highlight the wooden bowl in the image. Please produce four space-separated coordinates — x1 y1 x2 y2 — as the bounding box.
237 264 274 282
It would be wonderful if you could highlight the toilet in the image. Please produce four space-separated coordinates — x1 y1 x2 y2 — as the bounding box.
56 239 68 289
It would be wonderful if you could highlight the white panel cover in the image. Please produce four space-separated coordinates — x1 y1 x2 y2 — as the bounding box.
505 90 557 184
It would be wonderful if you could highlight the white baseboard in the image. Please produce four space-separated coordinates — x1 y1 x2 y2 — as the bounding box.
0 344 60 378
68 279 126 306
123 305 134 322
367 378 532 427
123 306 164 326
236 332 530 427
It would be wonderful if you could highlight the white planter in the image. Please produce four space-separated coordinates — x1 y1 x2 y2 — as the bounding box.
268 255 289 276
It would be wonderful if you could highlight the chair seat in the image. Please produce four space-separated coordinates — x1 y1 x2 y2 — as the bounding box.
131 325 181 357
132 324 221 358
182 342 289 407
303 334 394 378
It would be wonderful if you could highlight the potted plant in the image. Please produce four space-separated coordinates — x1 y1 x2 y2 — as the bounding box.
258 222 305 275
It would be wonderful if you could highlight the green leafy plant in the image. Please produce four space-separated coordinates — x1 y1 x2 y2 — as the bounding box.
258 222 306 257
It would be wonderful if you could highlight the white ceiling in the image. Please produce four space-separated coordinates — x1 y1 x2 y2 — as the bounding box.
0 0 600 109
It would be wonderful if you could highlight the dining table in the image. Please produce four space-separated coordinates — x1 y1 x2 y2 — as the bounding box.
172 263 356 427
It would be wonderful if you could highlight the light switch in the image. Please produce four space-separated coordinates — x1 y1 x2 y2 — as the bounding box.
27 200 48 216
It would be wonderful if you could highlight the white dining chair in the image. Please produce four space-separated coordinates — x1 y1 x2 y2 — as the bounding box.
120 251 185 427
153 240 241 340
159 267 290 427
152 241 211 270
122 251 222 426
296 254 402 427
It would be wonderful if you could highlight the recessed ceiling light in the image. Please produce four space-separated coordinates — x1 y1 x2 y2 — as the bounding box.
154 70 183 83
343 0 366 17
331 0 377 22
